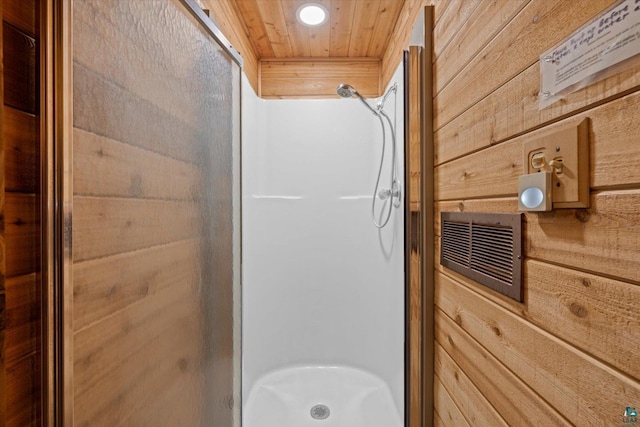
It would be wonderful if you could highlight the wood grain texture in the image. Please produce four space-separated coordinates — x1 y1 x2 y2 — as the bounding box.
260 58 380 98
203 0 427 97
5 352 40 427
231 0 405 60
73 129 201 200
432 0 481 59
329 0 356 56
249 0 293 57
73 239 200 331
73 63 203 164
407 47 423 427
436 274 640 426
4 106 37 193
381 0 426 91
434 0 529 94
434 344 508 427
434 260 640 382
3 0 37 36
4 274 39 365
232 0 274 58
4 193 38 278
432 0 640 425
435 58 640 166
3 22 37 114
73 283 202 427
72 196 201 262
200 0 260 93
433 375 470 427
349 0 381 57
436 90 640 199
367 0 405 57
434 0 614 130
435 309 570 427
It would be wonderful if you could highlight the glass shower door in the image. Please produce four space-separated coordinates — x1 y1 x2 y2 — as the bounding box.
69 0 242 425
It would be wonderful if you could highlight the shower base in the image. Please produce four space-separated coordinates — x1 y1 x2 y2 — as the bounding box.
244 366 402 427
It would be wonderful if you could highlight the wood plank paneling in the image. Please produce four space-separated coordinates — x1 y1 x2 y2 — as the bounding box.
436 89 640 199
433 0 481 59
434 0 613 130
435 309 570 426
205 0 426 98
73 63 201 164
349 0 381 57
3 0 37 36
433 376 470 427
367 0 405 57
232 0 274 58
436 273 640 426
381 0 426 91
2 22 37 114
4 106 37 193
71 3 240 424
250 0 293 57
2 1 41 426
72 196 200 262
432 1 639 424
4 274 39 365
200 0 260 92
434 344 508 427
260 58 380 98
4 193 37 278
73 239 200 331
73 285 202 427
281 0 312 58
435 59 640 166
73 129 201 200
328 0 356 56
5 352 40 427
434 0 529 94
434 259 640 381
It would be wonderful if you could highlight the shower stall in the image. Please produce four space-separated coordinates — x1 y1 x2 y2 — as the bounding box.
242 64 406 426
31 1 413 424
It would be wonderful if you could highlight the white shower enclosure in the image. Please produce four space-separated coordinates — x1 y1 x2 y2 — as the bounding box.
241 64 405 427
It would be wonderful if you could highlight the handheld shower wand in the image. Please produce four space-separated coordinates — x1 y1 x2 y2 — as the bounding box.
336 83 401 228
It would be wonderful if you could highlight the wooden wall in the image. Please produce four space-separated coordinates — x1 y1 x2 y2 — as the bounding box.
1 0 42 425
71 1 238 425
432 0 640 425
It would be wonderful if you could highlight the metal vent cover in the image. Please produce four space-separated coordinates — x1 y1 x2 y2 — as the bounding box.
441 212 523 302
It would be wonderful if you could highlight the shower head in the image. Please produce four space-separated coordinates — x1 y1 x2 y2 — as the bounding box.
336 83 357 98
336 83 378 116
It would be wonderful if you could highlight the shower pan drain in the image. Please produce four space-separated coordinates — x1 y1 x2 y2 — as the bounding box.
310 404 330 420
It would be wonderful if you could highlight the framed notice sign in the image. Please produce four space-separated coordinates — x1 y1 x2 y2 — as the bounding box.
540 0 640 108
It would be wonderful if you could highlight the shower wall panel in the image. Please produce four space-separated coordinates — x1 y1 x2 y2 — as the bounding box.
71 1 240 425
242 64 405 419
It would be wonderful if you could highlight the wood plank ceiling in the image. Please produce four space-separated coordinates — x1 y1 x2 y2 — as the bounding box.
204 0 424 98
234 0 406 58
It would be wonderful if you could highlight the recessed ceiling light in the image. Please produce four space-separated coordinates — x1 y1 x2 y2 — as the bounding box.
296 3 329 27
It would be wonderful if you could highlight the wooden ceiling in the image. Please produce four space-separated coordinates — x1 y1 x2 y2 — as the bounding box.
232 0 407 59
203 0 426 98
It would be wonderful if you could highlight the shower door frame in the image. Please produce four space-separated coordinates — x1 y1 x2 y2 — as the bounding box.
43 1 244 425
404 6 434 427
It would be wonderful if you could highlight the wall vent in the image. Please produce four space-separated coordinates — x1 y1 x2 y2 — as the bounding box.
441 212 523 302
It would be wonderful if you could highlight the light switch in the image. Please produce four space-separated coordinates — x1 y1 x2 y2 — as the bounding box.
522 118 589 208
